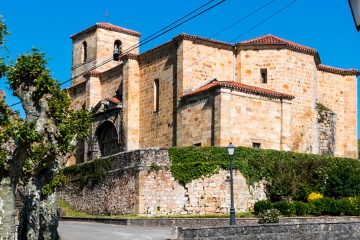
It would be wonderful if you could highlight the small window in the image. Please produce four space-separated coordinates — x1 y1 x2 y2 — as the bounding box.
260 69 267 84
252 142 261 149
81 41 87 63
154 79 160 112
194 142 201 147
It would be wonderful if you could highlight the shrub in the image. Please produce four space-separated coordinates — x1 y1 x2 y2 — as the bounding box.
307 192 323 202
258 208 281 224
273 201 296 216
254 200 273 214
294 201 311 216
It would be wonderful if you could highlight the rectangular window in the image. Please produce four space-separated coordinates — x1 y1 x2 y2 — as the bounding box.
260 69 267 84
154 79 160 112
252 142 261 149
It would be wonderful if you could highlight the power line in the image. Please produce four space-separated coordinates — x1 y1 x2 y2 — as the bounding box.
8 0 225 107
182 0 298 76
104 0 298 104
59 0 225 86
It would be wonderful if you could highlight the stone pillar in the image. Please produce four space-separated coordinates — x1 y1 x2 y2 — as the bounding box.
122 54 140 150
281 99 292 151
343 75 358 158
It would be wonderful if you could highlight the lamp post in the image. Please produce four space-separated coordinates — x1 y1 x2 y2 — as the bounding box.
349 0 360 31
227 142 236 225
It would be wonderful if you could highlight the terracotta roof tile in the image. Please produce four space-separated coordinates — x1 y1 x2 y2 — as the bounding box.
70 22 141 39
238 34 317 54
181 80 295 100
96 22 141 37
83 70 101 77
318 64 360 76
107 97 121 104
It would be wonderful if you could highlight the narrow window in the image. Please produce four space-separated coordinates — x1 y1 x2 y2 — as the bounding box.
154 79 160 112
194 142 201 146
252 142 261 149
260 69 267 84
82 41 87 63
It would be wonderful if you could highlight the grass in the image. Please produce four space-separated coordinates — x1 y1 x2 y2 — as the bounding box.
57 200 255 219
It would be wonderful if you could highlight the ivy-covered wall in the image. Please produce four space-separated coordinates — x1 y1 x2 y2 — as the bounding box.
58 147 265 216
59 146 360 216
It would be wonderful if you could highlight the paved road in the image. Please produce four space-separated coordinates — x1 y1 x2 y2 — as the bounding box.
58 221 172 240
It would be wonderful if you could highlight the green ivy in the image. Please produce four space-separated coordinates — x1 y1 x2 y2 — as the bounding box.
169 146 360 201
41 173 67 195
63 156 115 189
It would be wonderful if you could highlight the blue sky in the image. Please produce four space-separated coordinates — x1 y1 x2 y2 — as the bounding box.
1 0 360 135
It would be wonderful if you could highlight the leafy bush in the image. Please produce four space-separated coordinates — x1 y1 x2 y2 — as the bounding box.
258 208 281 224
168 146 360 201
254 200 273 214
273 201 296 216
294 201 311 216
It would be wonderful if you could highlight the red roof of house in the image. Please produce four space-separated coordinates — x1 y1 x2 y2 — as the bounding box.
318 64 360 76
83 70 102 77
70 22 141 39
238 34 318 54
107 97 121 104
96 22 141 36
181 80 295 100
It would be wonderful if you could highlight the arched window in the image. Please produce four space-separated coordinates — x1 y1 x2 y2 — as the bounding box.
114 40 122 54
113 40 122 61
81 41 87 63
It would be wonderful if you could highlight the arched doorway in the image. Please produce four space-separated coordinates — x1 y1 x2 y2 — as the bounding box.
96 121 120 157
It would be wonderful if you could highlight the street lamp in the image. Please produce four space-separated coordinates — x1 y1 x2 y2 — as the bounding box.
349 0 360 31
227 142 236 225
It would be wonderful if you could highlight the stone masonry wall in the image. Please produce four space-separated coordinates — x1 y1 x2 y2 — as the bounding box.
316 71 358 158
217 89 292 150
58 148 266 216
171 221 360 240
238 48 318 154
138 43 178 148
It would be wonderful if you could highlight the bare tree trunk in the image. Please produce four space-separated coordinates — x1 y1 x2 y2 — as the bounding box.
0 177 16 240
17 180 59 240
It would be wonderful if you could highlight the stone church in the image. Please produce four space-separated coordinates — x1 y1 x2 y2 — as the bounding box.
67 22 359 164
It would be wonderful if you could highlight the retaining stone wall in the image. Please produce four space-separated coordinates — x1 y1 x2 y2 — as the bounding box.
58 148 266 216
171 221 360 240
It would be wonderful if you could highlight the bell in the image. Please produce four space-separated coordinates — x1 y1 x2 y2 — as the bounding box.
113 49 119 61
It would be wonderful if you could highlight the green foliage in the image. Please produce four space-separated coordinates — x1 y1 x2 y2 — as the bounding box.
273 201 296 216
63 156 115 189
0 15 9 78
41 174 67 195
6 48 49 90
323 157 360 198
254 200 273 214
293 201 312 216
258 208 281 224
169 147 224 185
169 146 360 202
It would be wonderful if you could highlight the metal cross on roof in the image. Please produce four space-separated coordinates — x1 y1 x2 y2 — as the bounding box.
103 10 110 22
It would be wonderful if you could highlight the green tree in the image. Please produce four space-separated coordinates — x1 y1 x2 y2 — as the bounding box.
0 17 91 239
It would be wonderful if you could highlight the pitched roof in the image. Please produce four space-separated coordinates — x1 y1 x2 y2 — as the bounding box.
181 80 295 100
238 34 318 54
318 64 360 76
83 70 101 77
70 22 141 39
107 97 121 104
